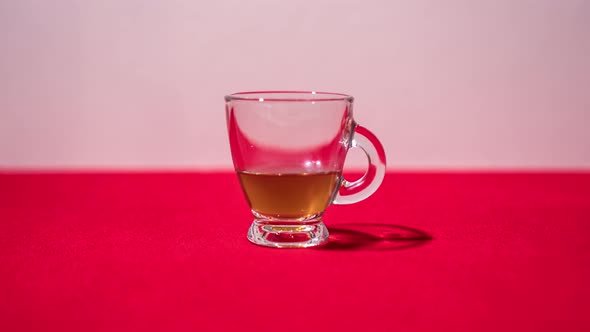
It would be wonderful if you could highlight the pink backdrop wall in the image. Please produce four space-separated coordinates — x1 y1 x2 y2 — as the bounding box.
1 0 589 170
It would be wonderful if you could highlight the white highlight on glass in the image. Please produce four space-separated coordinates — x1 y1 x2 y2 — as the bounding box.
304 160 322 168
259 98 264 102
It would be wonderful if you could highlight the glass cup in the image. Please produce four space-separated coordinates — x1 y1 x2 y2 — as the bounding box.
225 91 386 248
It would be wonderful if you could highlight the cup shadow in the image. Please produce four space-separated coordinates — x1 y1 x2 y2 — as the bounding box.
318 223 433 251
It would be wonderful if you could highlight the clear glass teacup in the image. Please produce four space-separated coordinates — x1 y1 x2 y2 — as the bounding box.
226 91 386 248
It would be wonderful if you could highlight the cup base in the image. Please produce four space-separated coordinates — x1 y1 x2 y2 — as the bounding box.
247 219 329 248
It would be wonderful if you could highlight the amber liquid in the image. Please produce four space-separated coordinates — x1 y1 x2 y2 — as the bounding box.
237 171 342 219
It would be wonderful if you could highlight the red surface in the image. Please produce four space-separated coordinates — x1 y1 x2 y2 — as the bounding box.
1 172 589 331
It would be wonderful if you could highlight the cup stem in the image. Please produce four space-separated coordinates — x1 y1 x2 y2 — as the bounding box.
247 219 329 248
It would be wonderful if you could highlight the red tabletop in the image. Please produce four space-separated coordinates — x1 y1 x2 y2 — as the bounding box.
1 172 589 331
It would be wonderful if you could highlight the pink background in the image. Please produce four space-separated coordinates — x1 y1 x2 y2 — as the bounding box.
1 0 589 170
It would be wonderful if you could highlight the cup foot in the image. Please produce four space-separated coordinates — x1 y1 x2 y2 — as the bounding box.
247 219 329 248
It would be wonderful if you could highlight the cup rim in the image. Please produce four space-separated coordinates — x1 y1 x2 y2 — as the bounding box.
225 91 354 102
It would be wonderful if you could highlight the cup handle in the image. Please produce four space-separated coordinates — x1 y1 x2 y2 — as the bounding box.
333 123 387 205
